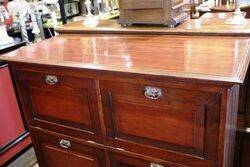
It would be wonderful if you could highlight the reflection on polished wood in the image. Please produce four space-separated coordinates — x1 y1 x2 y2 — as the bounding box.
56 13 250 36
0 34 250 83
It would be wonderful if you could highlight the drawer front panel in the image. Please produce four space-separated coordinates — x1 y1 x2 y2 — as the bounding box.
112 101 204 149
109 152 186 167
110 153 151 167
17 69 102 142
28 86 92 129
31 128 106 167
101 81 220 161
43 146 97 167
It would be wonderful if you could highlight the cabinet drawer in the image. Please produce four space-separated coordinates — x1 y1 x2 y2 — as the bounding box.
109 152 187 167
30 128 106 167
110 153 148 167
109 152 186 167
16 69 102 142
101 80 220 164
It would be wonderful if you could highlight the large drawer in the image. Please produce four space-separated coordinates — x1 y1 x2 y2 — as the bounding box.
16 68 103 143
109 152 186 167
30 127 106 167
100 80 220 166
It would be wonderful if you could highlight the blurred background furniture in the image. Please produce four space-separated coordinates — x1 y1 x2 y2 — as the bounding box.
0 42 32 166
191 0 250 18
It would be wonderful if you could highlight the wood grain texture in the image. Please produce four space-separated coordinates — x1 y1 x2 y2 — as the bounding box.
55 13 250 36
0 34 250 84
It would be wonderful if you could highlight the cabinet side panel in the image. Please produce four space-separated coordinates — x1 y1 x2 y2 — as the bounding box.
218 85 239 167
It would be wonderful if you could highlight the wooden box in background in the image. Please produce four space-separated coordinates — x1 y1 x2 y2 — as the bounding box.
118 0 189 27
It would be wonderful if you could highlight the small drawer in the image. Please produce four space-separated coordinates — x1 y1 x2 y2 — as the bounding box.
100 80 220 164
30 128 106 167
16 68 103 143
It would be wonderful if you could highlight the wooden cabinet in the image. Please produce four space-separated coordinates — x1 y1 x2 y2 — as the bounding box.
16 68 103 143
101 80 220 165
11 63 239 167
2 34 247 167
30 127 106 167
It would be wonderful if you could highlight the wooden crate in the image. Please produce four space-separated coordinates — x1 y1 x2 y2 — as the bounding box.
118 0 189 27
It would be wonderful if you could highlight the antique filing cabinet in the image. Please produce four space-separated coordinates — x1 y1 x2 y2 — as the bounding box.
9 62 237 167
118 0 189 27
5 28 245 167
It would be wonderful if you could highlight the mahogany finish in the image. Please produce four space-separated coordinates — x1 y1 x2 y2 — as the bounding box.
56 13 250 36
0 34 248 167
1 34 250 84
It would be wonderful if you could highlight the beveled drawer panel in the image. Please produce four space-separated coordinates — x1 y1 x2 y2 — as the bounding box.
100 80 220 163
16 69 103 143
30 128 106 167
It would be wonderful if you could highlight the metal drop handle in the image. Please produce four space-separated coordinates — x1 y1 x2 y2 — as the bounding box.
150 163 164 167
59 139 71 149
144 86 163 100
45 75 58 85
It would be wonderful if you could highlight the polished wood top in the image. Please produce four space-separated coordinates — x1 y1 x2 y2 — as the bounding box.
0 34 249 84
56 13 250 36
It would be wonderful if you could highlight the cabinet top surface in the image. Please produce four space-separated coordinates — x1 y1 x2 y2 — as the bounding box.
1 34 250 84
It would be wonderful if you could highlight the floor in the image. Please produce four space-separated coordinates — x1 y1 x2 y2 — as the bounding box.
7 148 38 167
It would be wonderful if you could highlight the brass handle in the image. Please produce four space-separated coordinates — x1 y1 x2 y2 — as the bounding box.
59 139 71 149
150 163 164 167
144 86 163 100
45 75 58 85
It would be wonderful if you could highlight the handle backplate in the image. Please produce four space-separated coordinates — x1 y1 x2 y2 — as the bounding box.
144 86 163 100
59 139 71 149
45 75 58 85
150 163 164 167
